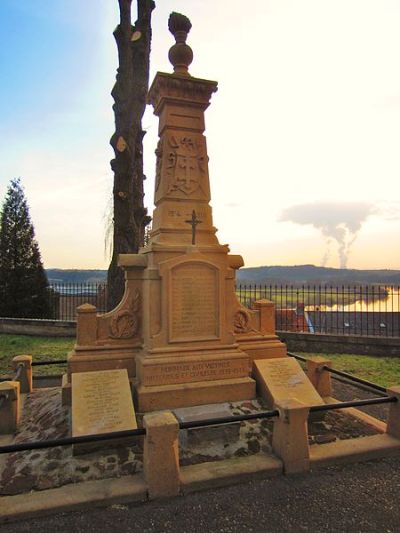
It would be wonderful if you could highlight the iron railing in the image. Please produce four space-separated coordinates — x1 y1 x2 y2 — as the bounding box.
0 282 399 337
237 284 400 337
0 362 25 383
0 394 396 454
46 282 107 320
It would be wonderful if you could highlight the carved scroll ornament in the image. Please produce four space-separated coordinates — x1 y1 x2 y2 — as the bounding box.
109 289 141 339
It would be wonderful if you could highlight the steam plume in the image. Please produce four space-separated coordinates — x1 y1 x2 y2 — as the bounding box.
280 202 375 268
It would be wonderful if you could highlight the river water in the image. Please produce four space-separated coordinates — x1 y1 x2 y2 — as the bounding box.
305 287 400 313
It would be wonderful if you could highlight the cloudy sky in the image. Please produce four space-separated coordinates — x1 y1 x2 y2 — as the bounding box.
1 0 400 270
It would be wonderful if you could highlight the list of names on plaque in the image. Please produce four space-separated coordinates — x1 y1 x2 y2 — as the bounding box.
72 369 137 437
170 263 218 340
254 358 324 407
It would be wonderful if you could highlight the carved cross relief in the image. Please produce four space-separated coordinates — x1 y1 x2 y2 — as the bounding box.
156 133 207 196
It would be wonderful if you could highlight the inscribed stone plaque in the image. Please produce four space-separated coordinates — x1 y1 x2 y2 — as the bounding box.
72 369 137 437
170 263 219 341
254 358 324 408
140 356 249 386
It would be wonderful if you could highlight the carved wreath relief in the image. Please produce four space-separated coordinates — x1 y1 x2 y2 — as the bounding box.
233 309 252 334
109 289 141 339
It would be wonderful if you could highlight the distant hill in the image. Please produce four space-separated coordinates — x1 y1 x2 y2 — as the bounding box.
46 265 400 285
236 265 400 285
46 269 107 284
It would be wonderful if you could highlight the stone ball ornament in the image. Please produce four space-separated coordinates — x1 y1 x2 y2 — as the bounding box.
168 12 193 75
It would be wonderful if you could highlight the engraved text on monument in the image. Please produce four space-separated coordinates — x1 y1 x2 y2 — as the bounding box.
170 263 219 340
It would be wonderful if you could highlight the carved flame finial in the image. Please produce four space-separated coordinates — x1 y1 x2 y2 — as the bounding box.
168 12 193 75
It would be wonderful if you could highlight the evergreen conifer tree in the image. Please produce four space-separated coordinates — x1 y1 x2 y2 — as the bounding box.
0 178 50 318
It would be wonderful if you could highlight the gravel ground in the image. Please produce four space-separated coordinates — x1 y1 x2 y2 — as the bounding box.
0 389 142 496
1 377 398 531
1 384 381 496
332 378 390 421
2 456 400 533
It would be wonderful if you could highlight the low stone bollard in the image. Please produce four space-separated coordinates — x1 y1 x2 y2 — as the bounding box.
253 299 276 334
272 398 310 474
76 304 97 346
12 355 32 393
0 381 20 434
306 356 332 397
143 410 180 499
386 386 400 439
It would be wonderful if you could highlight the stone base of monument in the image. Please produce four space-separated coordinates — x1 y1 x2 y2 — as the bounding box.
135 350 256 411
237 335 287 367
173 403 241 448
135 378 255 412
66 347 137 380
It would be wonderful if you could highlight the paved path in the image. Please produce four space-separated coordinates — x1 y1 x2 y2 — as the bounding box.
2 456 400 533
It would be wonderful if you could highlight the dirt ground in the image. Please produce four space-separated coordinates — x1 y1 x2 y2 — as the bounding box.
0 377 385 496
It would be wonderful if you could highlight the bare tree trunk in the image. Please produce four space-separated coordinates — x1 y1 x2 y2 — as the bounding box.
107 0 155 310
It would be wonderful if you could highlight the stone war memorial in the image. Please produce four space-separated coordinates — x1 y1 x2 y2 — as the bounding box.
1 11 400 519
64 11 286 414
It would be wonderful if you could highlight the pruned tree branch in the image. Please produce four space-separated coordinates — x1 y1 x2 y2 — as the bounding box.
107 0 155 310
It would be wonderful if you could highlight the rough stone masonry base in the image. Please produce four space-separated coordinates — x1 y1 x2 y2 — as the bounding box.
2 431 400 524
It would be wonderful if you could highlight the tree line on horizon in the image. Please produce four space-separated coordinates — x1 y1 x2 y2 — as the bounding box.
45 265 400 285
0 177 397 322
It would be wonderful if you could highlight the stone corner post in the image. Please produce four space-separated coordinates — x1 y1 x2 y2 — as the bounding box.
0 381 20 434
306 356 332 397
12 354 32 393
253 299 275 335
386 386 400 439
143 410 180 499
272 398 310 474
76 303 97 346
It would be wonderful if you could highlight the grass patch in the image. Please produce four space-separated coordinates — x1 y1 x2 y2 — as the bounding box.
299 352 400 388
0 334 74 375
1 334 399 388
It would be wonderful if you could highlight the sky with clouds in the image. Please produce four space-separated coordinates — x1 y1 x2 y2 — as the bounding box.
1 0 400 270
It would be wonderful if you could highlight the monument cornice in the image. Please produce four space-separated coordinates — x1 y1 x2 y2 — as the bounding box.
148 72 218 114
140 241 230 255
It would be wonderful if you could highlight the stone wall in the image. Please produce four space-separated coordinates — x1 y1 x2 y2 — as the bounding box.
0 318 76 337
278 331 400 357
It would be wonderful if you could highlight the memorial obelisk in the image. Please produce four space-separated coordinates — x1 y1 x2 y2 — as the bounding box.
65 12 286 411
